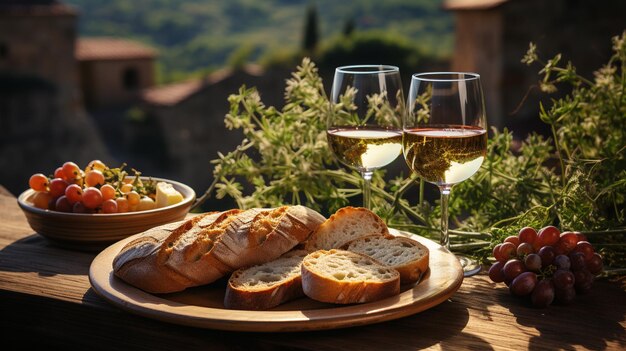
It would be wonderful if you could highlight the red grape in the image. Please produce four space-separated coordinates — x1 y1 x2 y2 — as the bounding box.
48 178 69 198
29 173 49 191
53 167 66 180
488 261 506 283
55 196 72 212
82 187 103 209
516 242 534 257
524 254 542 273
72 202 88 213
587 253 603 275
553 241 569 255
503 259 526 282
62 161 81 179
531 279 555 308
510 271 537 296
504 235 520 248
553 269 575 290
536 226 560 248
573 241 595 261
537 246 556 267
101 199 118 214
575 232 588 242
554 286 576 305
496 242 516 262
518 227 537 244
574 269 594 293
558 231 579 253
569 252 586 271
65 184 83 204
554 255 571 270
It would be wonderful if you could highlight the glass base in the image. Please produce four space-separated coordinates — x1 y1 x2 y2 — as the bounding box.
457 255 482 277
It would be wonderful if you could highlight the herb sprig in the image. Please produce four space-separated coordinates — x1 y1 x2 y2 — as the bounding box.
195 33 626 274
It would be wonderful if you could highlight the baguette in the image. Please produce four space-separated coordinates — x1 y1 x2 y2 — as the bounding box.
346 235 429 284
224 250 308 310
212 205 325 269
112 214 216 293
304 207 389 251
301 249 400 304
113 206 325 294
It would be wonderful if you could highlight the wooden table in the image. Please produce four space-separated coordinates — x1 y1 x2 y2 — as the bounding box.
1 189 624 350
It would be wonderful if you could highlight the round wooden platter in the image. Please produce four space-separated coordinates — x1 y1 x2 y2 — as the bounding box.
89 229 464 332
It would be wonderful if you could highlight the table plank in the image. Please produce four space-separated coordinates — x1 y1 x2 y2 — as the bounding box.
0 191 625 350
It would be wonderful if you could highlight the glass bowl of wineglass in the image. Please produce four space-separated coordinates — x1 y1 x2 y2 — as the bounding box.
403 72 488 276
327 65 405 209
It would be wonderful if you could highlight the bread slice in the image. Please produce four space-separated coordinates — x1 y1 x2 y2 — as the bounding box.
304 207 389 251
301 249 400 304
346 235 429 284
224 250 308 310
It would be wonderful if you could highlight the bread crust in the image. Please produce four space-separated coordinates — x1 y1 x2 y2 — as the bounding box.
301 249 400 304
113 218 202 293
112 206 325 294
304 207 389 251
211 205 325 269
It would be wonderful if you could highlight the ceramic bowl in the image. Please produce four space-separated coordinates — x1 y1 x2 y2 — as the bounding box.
17 177 195 251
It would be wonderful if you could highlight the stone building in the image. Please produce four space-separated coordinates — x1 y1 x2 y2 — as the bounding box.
444 0 626 132
0 0 108 195
77 38 157 109
138 65 290 206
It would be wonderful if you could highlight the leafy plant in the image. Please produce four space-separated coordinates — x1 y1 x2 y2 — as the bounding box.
195 33 626 274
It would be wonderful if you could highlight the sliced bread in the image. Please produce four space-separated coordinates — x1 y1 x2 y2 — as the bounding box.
346 235 429 284
304 207 389 251
301 249 400 304
224 250 308 310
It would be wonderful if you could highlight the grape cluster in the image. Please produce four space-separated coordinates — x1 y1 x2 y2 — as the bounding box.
28 160 157 214
489 226 603 308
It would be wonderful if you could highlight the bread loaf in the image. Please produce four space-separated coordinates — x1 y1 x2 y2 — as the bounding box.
304 207 389 251
301 249 400 304
224 250 308 310
112 214 216 293
346 235 429 284
113 205 325 294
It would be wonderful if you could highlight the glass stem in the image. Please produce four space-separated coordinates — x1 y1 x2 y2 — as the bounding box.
362 171 373 209
439 186 452 250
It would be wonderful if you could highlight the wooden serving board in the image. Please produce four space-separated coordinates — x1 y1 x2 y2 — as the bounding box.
89 230 463 332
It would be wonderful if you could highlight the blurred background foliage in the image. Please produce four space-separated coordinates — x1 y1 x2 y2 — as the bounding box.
65 0 452 83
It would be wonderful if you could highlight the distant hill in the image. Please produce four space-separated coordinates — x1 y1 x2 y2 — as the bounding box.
64 0 453 83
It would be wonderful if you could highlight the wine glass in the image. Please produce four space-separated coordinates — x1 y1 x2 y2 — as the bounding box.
327 65 404 209
403 72 487 276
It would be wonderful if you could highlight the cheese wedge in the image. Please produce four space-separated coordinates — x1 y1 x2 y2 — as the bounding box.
155 182 184 208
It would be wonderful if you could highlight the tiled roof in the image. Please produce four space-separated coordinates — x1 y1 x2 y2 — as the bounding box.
142 65 264 107
443 0 508 10
142 79 204 107
76 37 157 61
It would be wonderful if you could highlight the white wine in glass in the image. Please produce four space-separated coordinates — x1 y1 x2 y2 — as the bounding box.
403 72 488 276
328 65 404 209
